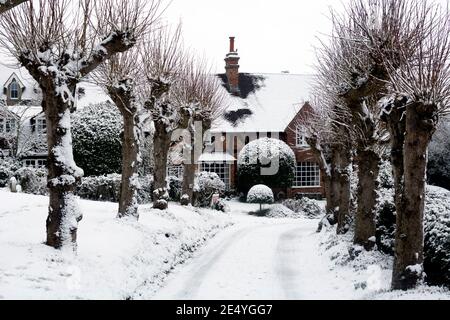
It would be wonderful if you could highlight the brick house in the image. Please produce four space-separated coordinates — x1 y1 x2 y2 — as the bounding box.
170 37 326 199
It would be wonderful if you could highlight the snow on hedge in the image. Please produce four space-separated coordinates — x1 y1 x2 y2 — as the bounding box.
247 185 274 204
0 190 231 299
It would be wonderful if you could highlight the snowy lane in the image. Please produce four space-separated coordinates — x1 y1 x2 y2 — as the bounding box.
152 218 322 300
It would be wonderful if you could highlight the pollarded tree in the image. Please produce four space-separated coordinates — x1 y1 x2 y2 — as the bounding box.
0 0 159 250
93 48 145 219
315 0 428 245
141 24 191 210
295 98 351 231
176 58 226 205
382 3 450 290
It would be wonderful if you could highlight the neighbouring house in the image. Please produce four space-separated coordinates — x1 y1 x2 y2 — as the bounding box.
0 63 111 168
169 37 325 199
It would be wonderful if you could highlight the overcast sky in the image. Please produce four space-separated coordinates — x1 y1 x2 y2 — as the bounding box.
162 0 349 74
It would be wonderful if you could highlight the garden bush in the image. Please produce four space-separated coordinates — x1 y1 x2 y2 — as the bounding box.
193 172 226 208
238 138 295 194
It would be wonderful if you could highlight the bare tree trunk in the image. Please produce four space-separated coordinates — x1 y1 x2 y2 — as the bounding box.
336 145 352 235
354 149 380 249
118 112 140 218
392 102 437 290
152 121 171 209
44 93 83 250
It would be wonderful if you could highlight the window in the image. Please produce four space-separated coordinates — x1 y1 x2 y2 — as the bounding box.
294 162 321 188
37 118 47 135
23 159 47 169
296 126 308 147
200 162 231 190
167 165 183 179
10 81 19 100
0 118 16 134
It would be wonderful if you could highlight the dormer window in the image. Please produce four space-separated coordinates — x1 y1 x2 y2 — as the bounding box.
10 81 19 100
296 125 308 148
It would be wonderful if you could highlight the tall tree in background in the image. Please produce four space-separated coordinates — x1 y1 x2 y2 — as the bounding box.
141 24 190 210
94 48 146 219
0 0 160 250
382 3 450 290
316 0 428 247
176 58 225 205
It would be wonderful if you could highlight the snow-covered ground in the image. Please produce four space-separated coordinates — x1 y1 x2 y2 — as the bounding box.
153 200 450 300
0 189 231 300
1 190 449 300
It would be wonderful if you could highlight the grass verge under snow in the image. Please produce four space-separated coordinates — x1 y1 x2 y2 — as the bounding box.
318 226 450 300
0 190 232 300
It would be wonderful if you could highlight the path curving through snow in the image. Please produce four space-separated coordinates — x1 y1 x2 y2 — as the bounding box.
150 201 357 300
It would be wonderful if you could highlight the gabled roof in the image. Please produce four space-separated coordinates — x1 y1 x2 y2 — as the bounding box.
0 64 40 101
212 73 315 133
3 73 25 89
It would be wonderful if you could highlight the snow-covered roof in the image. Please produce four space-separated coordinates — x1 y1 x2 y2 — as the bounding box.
77 81 112 108
212 73 315 133
0 105 43 120
198 152 236 163
0 64 40 101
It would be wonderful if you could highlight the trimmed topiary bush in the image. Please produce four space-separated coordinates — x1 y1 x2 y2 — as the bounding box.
238 138 295 194
247 184 274 211
72 102 123 177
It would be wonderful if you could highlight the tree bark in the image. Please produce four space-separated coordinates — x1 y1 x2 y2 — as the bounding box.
152 121 171 204
336 145 352 235
109 84 141 219
354 149 380 249
392 102 437 290
44 91 83 250
118 112 140 218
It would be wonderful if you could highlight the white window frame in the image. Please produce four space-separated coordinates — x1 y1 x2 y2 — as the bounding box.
10 81 19 100
294 162 321 188
200 162 231 190
36 118 47 135
23 159 47 169
296 125 309 148
0 118 16 134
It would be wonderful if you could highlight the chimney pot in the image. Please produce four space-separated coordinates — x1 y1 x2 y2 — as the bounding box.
229 37 235 52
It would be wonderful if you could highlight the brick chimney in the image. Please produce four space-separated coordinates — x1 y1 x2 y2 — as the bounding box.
225 36 240 95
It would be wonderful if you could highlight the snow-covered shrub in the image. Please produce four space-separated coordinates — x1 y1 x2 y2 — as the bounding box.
15 167 47 195
259 204 301 219
168 176 182 201
283 197 325 219
424 186 450 287
72 102 123 177
428 120 450 190
153 188 169 210
375 188 396 255
137 175 153 204
193 172 226 208
247 184 274 211
0 158 20 187
375 185 450 288
238 138 295 194
0 166 13 188
213 198 229 213
76 174 121 202
76 174 153 204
